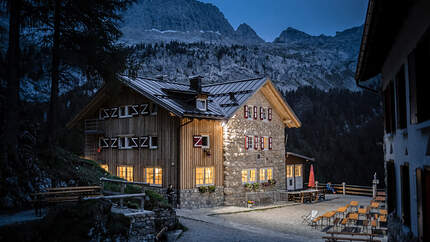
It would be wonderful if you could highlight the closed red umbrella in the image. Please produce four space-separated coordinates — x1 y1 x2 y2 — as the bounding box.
308 164 315 188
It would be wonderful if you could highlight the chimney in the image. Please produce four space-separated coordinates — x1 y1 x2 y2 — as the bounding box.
189 75 202 92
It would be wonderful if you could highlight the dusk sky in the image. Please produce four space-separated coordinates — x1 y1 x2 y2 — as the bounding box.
200 0 369 42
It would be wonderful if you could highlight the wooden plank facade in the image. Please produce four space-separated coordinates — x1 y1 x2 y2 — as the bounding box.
84 86 179 188
179 118 223 189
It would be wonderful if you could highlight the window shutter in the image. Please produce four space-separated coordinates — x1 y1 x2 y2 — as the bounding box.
260 107 263 120
408 51 418 124
268 108 272 121
254 136 258 150
245 136 249 150
244 105 248 119
253 106 257 119
260 137 264 150
269 137 272 150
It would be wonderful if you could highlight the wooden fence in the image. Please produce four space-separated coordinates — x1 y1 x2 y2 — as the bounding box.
83 178 149 208
305 182 384 197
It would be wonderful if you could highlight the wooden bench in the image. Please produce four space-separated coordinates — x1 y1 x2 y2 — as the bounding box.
323 231 381 242
31 186 102 216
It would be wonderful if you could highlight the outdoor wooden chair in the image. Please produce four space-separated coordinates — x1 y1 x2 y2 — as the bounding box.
312 216 323 228
302 210 318 224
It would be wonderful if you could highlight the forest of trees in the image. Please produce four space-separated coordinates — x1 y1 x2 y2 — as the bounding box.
284 86 385 186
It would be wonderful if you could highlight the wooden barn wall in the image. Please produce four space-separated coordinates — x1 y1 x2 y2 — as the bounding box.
179 118 223 189
84 86 179 188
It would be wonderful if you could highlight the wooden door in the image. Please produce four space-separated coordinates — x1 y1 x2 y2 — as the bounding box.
286 165 294 190
295 164 303 190
400 163 411 227
417 167 430 242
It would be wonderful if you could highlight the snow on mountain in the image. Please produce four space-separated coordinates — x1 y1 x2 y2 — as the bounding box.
120 0 363 92
120 0 264 45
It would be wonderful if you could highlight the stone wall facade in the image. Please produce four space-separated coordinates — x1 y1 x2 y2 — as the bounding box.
178 186 224 208
223 91 286 206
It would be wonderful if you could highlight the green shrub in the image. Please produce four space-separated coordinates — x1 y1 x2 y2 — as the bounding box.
207 185 216 193
252 183 260 191
198 186 208 193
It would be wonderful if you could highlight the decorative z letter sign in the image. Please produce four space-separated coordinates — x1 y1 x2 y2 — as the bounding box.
193 135 203 148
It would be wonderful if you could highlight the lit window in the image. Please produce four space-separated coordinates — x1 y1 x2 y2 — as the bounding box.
295 165 302 177
286 166 293 178
196 99 207 111
117 166 133 181
242 169 256 184
260 168 273 182
263 137 269 150
100 164 108 172
196 167 214 186
145 167 163 186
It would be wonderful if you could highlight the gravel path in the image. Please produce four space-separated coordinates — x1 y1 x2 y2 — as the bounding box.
177 195 377 241
178 217 300 242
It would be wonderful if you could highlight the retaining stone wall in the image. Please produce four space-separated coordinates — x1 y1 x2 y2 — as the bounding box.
179 186 224 208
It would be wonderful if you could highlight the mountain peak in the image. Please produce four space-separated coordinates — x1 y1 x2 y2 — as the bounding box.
273 27 311 43
235 23 265 44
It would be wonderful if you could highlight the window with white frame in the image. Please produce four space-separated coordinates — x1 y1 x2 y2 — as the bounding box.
196 98 207 111
245 135 254 150
196 167 214 186
117 165 133 181
201 135 210 148
118 136 138 149
150 103 158 115
118 105 132 118
242 169 256 183
259 167 273 182
149 136 158 149
145 167 162 185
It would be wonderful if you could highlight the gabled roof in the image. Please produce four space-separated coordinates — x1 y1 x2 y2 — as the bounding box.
355 0 415 83
67 75 301 128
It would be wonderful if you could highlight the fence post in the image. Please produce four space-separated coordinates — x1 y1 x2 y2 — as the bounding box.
372 181 377 199
141 185 145 209
342 182 346 196
315 181 319 190
120 183 125 208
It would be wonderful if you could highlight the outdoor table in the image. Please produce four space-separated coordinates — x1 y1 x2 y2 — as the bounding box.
380 209 388 215
336 206 347 217
287 189 319 203
358 207 368 219
348 213 359 225
350 201 359 212
323 211 336 225
370 202 379 211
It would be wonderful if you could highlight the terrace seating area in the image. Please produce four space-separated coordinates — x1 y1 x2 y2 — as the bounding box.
305 198 388 241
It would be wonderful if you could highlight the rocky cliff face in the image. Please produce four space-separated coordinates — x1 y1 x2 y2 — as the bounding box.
234 23 265 45
121 0 264 45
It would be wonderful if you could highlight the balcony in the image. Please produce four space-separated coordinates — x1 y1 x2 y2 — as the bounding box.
84 119 105 134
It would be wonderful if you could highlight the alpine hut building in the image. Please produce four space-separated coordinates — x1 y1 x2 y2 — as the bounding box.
67 75 301 208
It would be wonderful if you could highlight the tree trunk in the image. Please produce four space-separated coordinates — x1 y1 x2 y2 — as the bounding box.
47 0 60 158
3 0 22 164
